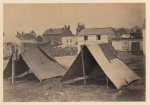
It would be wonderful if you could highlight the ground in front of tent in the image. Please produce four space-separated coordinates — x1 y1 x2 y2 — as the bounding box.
3 53 145 101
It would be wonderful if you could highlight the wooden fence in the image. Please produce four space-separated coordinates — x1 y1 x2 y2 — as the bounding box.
50 47 78 57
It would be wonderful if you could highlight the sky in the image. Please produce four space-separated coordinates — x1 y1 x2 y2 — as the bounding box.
3 3 145 36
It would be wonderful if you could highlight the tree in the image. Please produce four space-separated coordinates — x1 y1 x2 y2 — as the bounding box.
130 26 142 38
76 23 85 34
116 28 127 36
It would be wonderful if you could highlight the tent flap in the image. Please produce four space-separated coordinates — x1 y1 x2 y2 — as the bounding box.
20 44 66 80
87 44 140 89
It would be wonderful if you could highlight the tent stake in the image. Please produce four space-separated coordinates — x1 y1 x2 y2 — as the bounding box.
81 45 86 86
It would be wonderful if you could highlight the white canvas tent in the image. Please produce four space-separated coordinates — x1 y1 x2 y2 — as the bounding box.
61 43 140 89
4 43 66 82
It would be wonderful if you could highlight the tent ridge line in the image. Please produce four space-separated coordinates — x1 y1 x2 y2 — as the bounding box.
38 45 67 71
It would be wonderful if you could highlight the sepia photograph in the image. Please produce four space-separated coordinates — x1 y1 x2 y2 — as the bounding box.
3 3 146 102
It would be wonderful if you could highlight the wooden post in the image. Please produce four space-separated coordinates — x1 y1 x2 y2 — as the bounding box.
106 76 109 89
12 45 16 84
40 80 42 86
81 45 86 86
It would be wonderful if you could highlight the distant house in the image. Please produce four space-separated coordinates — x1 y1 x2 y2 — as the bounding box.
43 25 72 46
112 38 143 53
16 31 38 43
76 27 116 45
76 27 116 52
62 35 77 47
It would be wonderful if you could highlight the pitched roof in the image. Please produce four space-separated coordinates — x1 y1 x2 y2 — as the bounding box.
62 34 76 37
43 26 72 36
3 35 21 43
77 27 116 36
43 28 64 35
16 33 36 40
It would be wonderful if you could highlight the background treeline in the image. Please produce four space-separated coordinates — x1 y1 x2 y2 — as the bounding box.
114 26 143 38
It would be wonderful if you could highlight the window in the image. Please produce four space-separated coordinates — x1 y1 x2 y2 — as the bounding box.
96 35 101 40
123 41 129 51
84 36 88 41
124 42 128 45
70 39 72 43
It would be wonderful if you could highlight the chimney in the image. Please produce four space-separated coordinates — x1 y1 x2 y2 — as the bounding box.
49 28 53 32
17 31 19 35
68 25 70 30
64 25 67 30
31 30 36 35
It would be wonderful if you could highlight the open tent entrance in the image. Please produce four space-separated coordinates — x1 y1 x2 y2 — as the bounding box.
61 45 115 88
81 46 116 87
4 55 38 81
4 55 28 78
61 44 140 89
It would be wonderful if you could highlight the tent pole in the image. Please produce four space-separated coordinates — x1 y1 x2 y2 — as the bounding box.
40 80 42 86
81 45 86 86
106 76 109 89
12 45 16 84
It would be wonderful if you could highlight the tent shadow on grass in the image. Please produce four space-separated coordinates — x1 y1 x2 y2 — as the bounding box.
70 78 115 87
15 73 39 82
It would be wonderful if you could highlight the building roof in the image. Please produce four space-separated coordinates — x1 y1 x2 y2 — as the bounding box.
20 39 39 43
77 27 116 36
43 25 72 36
62 34 76 37
43 28 64 35
4 35 44 44
3 35 21 43
16 33 36 40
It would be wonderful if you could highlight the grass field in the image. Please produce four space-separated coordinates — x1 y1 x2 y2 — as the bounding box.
3 52 145 102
